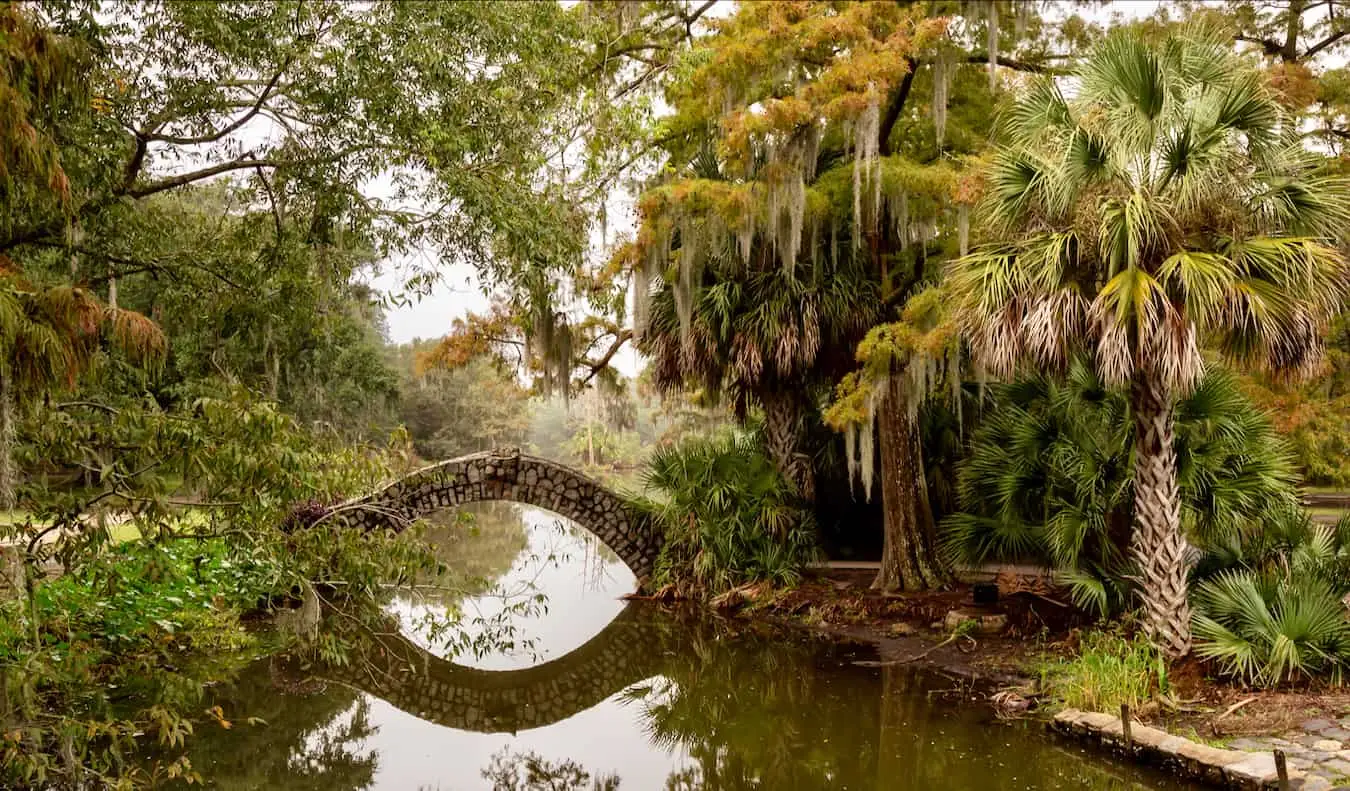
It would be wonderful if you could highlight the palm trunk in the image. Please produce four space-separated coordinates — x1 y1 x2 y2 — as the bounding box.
1129 375 1193 658
873 381 947 592
762 390 814 501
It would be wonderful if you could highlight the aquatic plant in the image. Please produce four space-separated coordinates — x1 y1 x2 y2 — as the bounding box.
1038 629 1169 713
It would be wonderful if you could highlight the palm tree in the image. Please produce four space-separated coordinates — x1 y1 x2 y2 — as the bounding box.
640 244 880 501
942 360 1300 616
948 27 1350 657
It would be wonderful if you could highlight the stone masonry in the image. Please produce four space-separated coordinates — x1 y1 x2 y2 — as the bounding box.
322 603 669 734
339 449 662 582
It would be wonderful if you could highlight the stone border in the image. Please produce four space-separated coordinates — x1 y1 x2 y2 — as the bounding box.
1052 709 1337 790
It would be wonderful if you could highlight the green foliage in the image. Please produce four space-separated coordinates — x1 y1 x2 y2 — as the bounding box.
1192 571 1350 685
950 25 1350 391
394 351 531 460
0 539 273 787
942 360 1300 615
634 432 818 594
1190 509 1350 685
481 748 619 791
1039 629 1170 713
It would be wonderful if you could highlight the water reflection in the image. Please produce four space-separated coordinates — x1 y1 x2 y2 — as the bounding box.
163 504 1200 790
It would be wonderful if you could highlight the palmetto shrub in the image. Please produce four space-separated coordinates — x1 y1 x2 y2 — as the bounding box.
633 431 818 594
942 360 1299 615
1192 571 1350 685
1192 509 1350 684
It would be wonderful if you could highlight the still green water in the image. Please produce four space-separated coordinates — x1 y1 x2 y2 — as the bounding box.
167 504 1201 790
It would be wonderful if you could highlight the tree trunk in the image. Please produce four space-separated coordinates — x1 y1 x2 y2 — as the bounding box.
1129 375 1193 658
872 380 947 592
762 390 814 501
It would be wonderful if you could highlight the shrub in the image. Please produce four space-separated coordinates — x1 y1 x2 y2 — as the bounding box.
942 361 1299 615
633 431 818 594
1192 571 1350 685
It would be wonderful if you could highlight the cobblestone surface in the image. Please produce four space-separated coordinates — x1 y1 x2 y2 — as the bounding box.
1053 709 1350 789
1225 717 1350 787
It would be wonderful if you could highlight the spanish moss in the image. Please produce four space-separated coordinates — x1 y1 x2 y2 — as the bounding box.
958 203 970 256
933 53 952 150
0 369 12 510
851 90 882 244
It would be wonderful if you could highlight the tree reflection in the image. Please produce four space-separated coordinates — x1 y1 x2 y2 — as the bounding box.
633 627 881 791
481 747 619 791
161 658 377 791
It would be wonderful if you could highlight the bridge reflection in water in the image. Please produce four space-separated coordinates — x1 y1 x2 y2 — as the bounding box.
157 502 1201 790
323 603 669 734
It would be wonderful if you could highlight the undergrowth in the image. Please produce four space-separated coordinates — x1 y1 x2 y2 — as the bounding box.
1038 629 1169 714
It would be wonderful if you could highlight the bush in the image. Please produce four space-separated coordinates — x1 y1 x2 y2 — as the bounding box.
942 361 1299 615
1191 510 1350 685
633 431 818 594
1192 571 1350 685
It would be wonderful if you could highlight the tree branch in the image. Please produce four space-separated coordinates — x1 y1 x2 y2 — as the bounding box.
578 329 633 385
1305 30 1348 58
121 136 147 194
879 58 918 157
126 157 278 198
141 60 292 146
1235 33 1284 58
25 240 243 289
963 53 1067 75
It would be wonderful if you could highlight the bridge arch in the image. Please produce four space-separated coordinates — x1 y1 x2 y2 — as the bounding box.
340 450 663 581
319 604 670 733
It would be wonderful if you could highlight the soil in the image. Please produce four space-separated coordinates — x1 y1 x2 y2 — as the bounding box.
716 568 1350 740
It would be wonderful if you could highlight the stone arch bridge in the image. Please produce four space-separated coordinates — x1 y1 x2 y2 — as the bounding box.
338 450 663 581
319 603 673 733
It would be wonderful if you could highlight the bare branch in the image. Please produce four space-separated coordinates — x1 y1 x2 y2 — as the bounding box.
126 157 278 198
141 60 292 146
1305 30 1348 58
578 329 634 385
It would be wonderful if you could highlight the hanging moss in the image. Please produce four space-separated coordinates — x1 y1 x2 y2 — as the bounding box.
850 90 882 244
0 369 12 510
932 53 952 150
958 203 970 256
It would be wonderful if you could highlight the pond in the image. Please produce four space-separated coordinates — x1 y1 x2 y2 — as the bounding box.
164 504 1202 790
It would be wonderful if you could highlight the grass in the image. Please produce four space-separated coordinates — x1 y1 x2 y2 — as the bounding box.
1038 630 1169 713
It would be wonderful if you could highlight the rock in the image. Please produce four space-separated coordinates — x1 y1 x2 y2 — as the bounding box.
1316 740 1345 752
943 608 1008 634
1230 738 1271 751
887 622 917 636
1225 752 1280 785
1307 719 1338 732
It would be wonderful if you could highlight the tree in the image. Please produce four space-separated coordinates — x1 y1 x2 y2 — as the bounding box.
625 0 1085 590
638 221 881 500
948 26 1350 656
394 350 531 460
